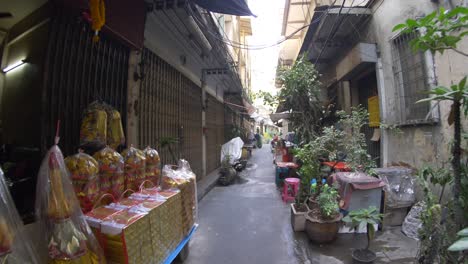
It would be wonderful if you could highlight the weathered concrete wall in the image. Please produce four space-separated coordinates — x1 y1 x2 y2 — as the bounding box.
364 0 468 169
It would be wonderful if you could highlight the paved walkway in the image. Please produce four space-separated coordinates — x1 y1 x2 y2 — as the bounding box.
184 145 418 264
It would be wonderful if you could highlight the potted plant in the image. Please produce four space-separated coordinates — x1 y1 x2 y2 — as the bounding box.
305 184 342 243
342 206 383 263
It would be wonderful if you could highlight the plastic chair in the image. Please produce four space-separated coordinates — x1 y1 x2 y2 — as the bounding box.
282 178 300 203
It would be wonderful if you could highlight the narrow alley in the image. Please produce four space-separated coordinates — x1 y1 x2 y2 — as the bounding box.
186 145 417 264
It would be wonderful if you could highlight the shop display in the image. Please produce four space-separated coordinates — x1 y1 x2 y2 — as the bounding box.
94 147 125 198
161 160 197 236
143 147 161 186
105 107 125 150
80 102 107 148
65 150 100 213
0 168 39 264
121 146 146 192
35 145 105 263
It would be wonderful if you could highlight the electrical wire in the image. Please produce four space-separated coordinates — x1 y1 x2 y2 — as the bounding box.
186 0 339 50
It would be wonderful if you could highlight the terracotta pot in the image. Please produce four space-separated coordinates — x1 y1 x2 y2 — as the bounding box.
307 197 318 210
305 211 342 243
290 203 308 232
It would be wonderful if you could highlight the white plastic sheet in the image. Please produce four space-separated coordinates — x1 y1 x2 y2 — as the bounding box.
220 137 244 164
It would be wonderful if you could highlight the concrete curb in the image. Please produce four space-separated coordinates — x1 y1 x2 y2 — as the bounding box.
197 168 220 202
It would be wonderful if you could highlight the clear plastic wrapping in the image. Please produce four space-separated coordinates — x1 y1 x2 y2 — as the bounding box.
65 150 100 213
161 160 197 236
34 145 105 263
0 167 39 264
121 146 146 192
375 167 415 208
143 147 161 186
93 146 125 198
80 102 107 148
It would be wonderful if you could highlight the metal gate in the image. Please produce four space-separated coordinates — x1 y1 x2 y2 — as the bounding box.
42 14 129 155
206 95 225 174
139 48 203 178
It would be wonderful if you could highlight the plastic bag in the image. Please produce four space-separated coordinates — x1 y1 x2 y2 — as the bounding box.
0 167 39 264
65 150 100 213
80 102 107 148
375 167 415 208
93 147 125 198
143 147 161 186
121 146 146 192
105 107 125 150
35 145 105 263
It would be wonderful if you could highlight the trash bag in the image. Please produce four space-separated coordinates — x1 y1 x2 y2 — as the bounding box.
65 150 100 213
402 202 424 240
35 145 105 263
0 167 40 264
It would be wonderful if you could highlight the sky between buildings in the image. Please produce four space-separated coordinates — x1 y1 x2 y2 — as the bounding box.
248 0 285 112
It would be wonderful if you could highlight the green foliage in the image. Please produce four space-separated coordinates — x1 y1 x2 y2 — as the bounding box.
393 7 468 56
342 206 383 249
254 90 278 109
448 227 468 252
337 106 377 172
317 184 339 219
277 54 326 142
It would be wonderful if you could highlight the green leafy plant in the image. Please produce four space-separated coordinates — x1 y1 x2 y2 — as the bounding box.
393 7 468 57
337 106 377 172
158 136 179 164
317 184 339 219
342 206 383 250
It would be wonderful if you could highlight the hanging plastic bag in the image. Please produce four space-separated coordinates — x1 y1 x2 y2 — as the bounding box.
80 102 107 148
0 167 40 264
121 146 146 192
35 145 105 263
143 147 161 186
94 146 125 198
105 106 125 150
65 150 100 213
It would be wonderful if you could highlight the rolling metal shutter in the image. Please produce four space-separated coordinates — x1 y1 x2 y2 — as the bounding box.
139 48 203 178
206 95 224 174
42 14 129 155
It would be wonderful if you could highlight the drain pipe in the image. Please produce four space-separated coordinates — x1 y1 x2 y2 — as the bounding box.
201 70 207 178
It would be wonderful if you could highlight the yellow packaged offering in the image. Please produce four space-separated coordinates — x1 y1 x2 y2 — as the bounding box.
143 147 161 186
80 102 107 148
65 150 100 213
94 147 125 198
106 108 125 150
121 146 146 191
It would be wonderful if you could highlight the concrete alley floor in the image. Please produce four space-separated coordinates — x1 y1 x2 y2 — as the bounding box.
184 145 418 264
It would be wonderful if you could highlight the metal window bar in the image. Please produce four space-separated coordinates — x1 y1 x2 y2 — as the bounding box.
391 32 430 124
42 14 129 155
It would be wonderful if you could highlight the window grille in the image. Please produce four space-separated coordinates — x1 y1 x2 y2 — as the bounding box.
391 32 432 124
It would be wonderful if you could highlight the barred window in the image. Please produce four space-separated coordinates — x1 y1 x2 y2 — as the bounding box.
392 32 431 124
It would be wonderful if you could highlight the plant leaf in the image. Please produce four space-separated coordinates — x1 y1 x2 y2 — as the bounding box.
458 228 468 236
448 237 468 251
392 24 407 32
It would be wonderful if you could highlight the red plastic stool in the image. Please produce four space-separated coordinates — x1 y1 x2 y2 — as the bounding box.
282 178 300 203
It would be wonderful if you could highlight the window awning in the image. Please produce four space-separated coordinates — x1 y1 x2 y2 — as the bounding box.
191 0 256 17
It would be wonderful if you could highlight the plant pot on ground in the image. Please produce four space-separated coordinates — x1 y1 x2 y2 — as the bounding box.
343 206 383 263
291 203 309 232
305 184 342 243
